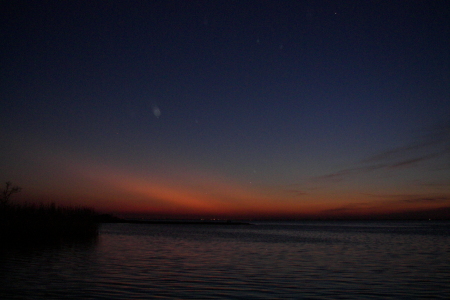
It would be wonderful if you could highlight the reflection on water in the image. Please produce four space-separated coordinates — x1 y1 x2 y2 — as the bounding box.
1 222 449 299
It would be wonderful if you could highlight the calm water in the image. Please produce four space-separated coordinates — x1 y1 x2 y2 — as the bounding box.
1 221 449 299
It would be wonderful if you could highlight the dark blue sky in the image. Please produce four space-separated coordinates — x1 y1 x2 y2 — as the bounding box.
1 1 449 219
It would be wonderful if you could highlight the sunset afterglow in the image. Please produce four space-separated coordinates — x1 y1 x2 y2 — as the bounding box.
1 1 449 220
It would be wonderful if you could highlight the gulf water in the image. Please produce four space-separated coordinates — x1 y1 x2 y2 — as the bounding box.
1 221 449 299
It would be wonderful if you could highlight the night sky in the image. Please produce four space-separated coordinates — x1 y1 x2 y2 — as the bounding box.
1 1 449 220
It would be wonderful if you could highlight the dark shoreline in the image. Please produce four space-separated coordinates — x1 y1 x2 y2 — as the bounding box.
100 217 251 225
114 220 252 225
97 213 252 225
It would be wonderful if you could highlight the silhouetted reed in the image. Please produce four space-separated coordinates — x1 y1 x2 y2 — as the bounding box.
0 202 99 245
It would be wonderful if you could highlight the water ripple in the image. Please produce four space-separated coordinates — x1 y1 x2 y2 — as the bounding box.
1 222 449 299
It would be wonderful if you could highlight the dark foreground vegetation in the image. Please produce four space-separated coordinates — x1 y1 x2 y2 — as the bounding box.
1 182 99 245
1 203 99 244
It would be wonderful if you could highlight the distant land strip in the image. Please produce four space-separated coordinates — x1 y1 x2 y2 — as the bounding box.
98 215 251 225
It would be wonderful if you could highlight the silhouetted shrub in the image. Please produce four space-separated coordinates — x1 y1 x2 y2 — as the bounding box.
0 202 99 245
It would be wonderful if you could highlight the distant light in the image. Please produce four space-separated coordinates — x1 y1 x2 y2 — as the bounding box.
153 105 161 118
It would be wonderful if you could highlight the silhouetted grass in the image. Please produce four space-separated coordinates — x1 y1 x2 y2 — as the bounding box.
0 202 99 245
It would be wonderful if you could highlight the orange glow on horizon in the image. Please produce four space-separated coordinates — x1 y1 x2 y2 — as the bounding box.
15 153 449 220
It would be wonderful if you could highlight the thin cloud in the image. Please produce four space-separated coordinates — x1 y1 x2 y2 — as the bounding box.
399 196 450 204
361 192 450 204
364 120 450 164
284 189 308 196
361 192 416 199
320 202 371 213
313 163 385 182
417 181 450 188
314 120 450 182
388 153 441 169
